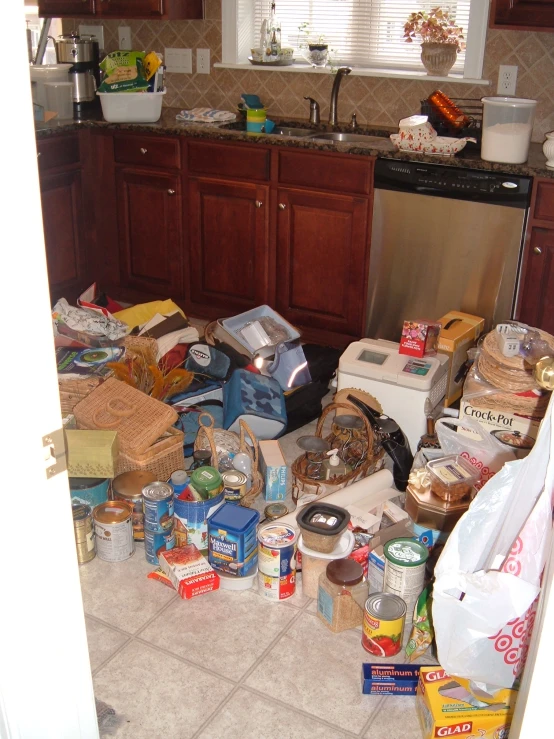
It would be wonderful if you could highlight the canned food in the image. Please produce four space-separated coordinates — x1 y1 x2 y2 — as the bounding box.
264 503 288 521
383 538 428 621
362 592 406 657
257 523 297 601
72 503 95 565
112 470 156 541
190 467 223 500
92 501 135 562
144 526 176 565
222 470 247 503
142 481 174 533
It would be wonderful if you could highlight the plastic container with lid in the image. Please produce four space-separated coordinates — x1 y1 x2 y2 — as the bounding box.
296 502 350 554
317 558 368 633
405 483 471 532
481 96 537 164
298 530 355 599
426 455 478 502
190 466 223 500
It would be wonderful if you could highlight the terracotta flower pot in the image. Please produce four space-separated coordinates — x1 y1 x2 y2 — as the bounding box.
420 42 457 76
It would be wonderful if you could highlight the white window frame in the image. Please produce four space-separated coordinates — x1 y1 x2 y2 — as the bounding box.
218 0 489 84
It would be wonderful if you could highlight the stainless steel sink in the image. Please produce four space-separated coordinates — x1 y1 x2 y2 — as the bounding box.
308 132 388 144
270 126 315 137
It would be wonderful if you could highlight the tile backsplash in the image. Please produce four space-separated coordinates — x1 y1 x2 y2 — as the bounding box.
64 0 554 141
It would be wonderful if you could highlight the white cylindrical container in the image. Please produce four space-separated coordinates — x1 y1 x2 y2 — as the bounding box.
30 64 71 110
93 501 135 562
297 530 355 599
481 96 537 164
543 131 554 170
45 81 74 120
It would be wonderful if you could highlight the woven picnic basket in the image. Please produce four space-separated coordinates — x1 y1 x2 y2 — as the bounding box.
115 426 185 480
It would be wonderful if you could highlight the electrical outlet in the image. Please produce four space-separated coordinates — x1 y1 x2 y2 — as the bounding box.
79 24 104 51
497 65 518 96
118 26 132 51
197 49 210 74
165 48 192 74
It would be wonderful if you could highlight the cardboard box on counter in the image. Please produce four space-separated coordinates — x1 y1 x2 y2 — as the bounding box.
437 311 485 407
458 399 542 444
259 440 288 501
64 429 118 478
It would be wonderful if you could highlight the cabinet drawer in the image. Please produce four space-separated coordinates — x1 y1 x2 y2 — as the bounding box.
37 134 80 172
187 141 270 181
278 150 372 195
114 134 181 169
534 180 554 223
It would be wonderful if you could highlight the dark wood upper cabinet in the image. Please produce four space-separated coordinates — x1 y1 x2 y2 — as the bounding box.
38 0 95 16
39 0 204 18
490 0 554 32
97 0 163 18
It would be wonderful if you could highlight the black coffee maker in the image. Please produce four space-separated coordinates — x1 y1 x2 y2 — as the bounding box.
55 34 100 115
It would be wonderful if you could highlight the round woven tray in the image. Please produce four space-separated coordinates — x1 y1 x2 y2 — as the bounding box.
478 329 554 393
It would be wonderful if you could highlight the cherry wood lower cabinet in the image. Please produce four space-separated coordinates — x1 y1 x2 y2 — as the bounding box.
116 168 183 296
187 177 270 314
518 228 554 333
275 188 370 338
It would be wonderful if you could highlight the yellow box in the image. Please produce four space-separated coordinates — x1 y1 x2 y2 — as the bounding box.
65 430 119 478
437 311 485 407
416 666 517 739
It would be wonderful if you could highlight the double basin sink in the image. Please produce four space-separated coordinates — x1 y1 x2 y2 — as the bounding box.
222 122 392 146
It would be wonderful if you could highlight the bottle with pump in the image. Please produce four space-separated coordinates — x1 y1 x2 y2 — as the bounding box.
324 449 352 480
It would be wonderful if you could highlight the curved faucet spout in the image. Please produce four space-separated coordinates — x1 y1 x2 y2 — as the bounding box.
329 66 352 125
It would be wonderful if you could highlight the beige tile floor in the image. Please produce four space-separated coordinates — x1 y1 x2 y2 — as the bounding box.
81 389 437 738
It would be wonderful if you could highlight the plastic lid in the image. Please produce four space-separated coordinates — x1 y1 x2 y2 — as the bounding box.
191 466 222 492
426 455 479 487
112 470 157 497
193 449 212 461
384 538 429 567
298 530 355 560
171 470 188 486
325 558 363 586
482 96 537 107
296 502 350 537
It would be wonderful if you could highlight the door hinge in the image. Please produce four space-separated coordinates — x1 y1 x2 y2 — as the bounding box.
43 428 67 479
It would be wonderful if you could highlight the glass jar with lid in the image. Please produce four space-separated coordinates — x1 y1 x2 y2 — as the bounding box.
317 558 368 633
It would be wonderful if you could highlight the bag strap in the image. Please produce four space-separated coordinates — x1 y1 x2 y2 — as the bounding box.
91 399 136 429
194 412 219 464
239 419 259 469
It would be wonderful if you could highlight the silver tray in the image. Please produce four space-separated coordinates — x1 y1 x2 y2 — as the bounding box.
248 56 294 67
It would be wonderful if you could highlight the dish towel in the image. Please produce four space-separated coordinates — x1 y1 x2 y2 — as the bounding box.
176 107 236 123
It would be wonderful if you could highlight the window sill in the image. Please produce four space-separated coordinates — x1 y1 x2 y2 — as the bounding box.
214 62 489 86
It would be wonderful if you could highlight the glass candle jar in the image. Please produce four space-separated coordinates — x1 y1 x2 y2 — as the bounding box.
317 558 368 633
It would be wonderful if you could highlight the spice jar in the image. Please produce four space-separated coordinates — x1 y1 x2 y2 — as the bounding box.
317 558 368 633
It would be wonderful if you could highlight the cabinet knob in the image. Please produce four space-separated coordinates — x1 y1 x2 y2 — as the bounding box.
37 152 42 157
167 189 176 195
534 246 543 255
255 200 263 208
278 203 286 210
140 147 148 154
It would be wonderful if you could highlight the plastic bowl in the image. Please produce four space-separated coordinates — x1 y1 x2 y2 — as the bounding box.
97 89 166 123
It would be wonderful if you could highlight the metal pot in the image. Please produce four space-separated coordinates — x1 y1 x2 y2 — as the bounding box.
56 34 99 64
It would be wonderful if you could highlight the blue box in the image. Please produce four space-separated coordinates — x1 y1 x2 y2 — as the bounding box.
207 502 260 576
361 664 420 695
259 440 288 501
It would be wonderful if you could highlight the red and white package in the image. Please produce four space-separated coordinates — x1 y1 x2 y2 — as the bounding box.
159 544 219 600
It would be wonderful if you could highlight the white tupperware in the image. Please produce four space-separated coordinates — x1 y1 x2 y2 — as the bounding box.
30 64 71 109
481 96 537 164
97 90 166 123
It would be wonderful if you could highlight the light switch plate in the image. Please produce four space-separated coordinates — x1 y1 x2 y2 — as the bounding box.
118 26 132 51
165 48 193 74
197 48 210 74
79 24 104 50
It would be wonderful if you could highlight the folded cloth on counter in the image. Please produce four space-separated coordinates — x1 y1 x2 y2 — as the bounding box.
176 107 236 123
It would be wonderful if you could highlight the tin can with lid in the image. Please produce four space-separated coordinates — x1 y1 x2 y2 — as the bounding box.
92 501 134 562
222 470 247 503
383 538 428 622
144 526 176 565
72 502 95 565
362 592 406 656
258 523 297 601
264 503 288 521
142 481 174 533
112 470 157 541
190 466 223 500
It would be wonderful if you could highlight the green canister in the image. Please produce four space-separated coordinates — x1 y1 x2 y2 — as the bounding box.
383 538 428 622
190 466 223 500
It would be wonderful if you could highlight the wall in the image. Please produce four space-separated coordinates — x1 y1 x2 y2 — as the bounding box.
65 0 554 141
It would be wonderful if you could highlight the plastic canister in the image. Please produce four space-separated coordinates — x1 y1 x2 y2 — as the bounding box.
297 530 355 599
481 96 537 164
30 64 71 109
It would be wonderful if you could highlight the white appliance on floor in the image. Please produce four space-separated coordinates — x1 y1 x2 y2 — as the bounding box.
337 338 449 452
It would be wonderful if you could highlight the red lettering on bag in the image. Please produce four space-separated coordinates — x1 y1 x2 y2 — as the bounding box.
424 669 447 683
435 722 472 737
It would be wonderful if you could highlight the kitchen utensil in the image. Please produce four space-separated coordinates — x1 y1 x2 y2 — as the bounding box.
398 115 437 144
56 34 100 106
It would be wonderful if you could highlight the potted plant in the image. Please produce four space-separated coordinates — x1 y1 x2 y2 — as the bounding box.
297 22 329 67
404 7 464 76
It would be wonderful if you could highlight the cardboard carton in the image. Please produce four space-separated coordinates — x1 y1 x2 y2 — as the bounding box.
65 430 118 478
259 440 288 501
437 311 485 407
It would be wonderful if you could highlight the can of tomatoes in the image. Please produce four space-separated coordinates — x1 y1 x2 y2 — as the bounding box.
362 592 406 657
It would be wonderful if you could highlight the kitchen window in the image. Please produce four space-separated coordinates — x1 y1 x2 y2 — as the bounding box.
220 0 489 83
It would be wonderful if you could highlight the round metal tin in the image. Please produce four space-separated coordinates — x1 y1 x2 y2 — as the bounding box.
222 470 247 502
264 503 288 521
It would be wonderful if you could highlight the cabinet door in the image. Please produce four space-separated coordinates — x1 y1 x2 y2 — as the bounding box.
490 0 554 31
276 188 369 337
38 0 95 16
40 169 86 302
98 0 163 17
188 178 269 314
116 168 182 296
518 229 554 334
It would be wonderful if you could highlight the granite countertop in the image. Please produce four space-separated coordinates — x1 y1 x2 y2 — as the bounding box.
35 106 553 179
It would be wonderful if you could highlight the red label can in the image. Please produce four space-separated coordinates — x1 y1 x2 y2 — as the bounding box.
362 592 406 657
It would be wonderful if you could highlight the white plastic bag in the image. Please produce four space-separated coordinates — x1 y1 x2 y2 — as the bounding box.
435 416 516 490
433 396 553 689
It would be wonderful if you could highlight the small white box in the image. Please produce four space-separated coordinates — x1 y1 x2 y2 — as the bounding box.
259 440 288 501
97 89 166 123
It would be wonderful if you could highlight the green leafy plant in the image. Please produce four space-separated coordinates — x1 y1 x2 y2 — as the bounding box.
403 7 464 52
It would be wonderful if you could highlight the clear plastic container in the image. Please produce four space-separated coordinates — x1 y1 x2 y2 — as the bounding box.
426 454 479 502
298 530 355 599
481 96 537 164
316 558 368 633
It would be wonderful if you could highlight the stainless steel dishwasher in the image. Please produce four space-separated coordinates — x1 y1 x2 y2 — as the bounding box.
366 159 532 340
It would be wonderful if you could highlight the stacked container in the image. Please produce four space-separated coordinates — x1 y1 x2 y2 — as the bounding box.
143 481 175 565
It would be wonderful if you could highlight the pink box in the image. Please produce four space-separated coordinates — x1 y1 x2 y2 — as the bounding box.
399 320 441 358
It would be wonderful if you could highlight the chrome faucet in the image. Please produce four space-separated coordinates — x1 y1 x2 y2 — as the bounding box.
304 96 320 125
329 66 352 126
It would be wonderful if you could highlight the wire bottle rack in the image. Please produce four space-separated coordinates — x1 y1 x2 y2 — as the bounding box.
420 97 483 143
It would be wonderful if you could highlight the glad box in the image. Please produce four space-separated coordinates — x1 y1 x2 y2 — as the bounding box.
159 544 219 599
416 666 517 739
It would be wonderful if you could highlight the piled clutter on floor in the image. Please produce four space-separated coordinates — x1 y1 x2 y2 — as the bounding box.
58 288 553 738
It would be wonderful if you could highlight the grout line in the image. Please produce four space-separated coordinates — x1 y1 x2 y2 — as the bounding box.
358 695 386 736
91 634 133 677
190 684 242 739
132 592 180 637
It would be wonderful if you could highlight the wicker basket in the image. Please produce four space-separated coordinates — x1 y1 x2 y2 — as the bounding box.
292 401 385 505
194 412 263 506
115 426 185 480
58 376 105 415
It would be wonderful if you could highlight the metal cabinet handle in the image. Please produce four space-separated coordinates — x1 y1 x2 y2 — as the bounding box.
278 203 286 210
140 147 148 154
37 152 42 157
167 189 175 195
255 200 263 208
534 246 543 255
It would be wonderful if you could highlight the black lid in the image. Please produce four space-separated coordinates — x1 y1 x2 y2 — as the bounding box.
296 502 350 537
193 449 212 461
326 558 363 586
